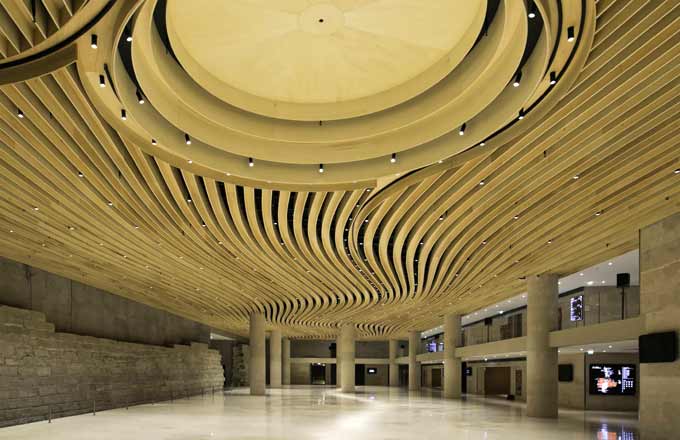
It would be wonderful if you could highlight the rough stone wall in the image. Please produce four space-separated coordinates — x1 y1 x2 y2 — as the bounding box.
231 343 249 387
0 306 224 428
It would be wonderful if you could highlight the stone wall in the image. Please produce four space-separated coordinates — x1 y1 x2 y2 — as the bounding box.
231 343 249 387
0 256 209 347
0 305 223 428
639 212 680 439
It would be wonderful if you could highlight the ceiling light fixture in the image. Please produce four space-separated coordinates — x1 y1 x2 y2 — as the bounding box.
77 171 84 178
90 34 98 49
17 109 24 118
99 74 106 88
248 157 254 167
528 3 537 18
120 109 127 120
151 139 157 145
185 133 191 145
549 71 557 85
567 26 575 42
459 123 466 135
513 71 522 87
391 153 396 163
319 164 324 173
518 109 525 120
136 90 144 104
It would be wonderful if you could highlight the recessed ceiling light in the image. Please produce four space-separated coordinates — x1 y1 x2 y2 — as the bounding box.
567 26 575 42
151 139 157 145
90 34 98 49
549 71 557 85
136 90 145 104
248 157 254 167
391 153 396 163
459 123 466 136
675 169 680 174
17 109 24 118
513 71 521 87
99 74 105 88
587 281 594 285
185 133 191 145
319 163 324 173
518 109 525 120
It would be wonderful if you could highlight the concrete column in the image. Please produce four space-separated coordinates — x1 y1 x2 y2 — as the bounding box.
526 273 559 417
249 312 266 395
639 212 680 439
408 330 421 391
336 334 342 388
389 339 399 387
339 324 355 393
282 337 291 386
269 330 282 388
444 314 462 399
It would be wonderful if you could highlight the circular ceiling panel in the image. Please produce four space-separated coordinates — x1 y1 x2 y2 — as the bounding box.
166 0 486 121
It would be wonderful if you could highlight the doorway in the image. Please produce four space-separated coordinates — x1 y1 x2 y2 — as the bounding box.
399 364 408 386
310 363 326 385
484 367 511 396
355 364 365 386
431 368 442 388
461 362 468 393
330 363 337 385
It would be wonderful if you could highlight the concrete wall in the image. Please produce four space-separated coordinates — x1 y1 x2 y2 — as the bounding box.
290 339 389 358
466 360 526 402
558 353 639 411
0 305 223 428
364 364 388 386
639 212 680 439
0 257 209 346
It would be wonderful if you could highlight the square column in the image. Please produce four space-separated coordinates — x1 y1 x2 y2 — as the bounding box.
282 337 291 386
408 330 421 391
639 213 680 439
389 339 399 387
249 312 266 395
339 324 355 393
526 273 559 417
269 330 282 388
444 314 462 399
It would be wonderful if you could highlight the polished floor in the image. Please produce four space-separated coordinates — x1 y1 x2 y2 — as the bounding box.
0 387 638 439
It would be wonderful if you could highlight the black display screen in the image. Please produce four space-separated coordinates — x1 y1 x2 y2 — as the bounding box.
589 364 636 395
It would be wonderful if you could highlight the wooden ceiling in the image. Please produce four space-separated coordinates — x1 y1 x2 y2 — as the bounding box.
0 0 678 338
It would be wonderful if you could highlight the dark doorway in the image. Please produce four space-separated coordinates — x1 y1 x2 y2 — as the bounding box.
355 364 365 386
399 364 408 386
461 362 468 393
330 363 337 385
432 368 442 388
311 363 326 385
484 366 511 395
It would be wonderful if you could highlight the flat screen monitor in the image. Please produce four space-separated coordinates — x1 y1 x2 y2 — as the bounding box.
589 364 636 395
639 331 677 363
570 295 584 321
558 364 573 382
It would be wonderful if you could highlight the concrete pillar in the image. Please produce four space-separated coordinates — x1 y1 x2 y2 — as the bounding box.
339 324 355 393
282 337 291 386
336 333 342 388
389 339 399 387
269 330 282 388
408 330 421 391
526 273 559 417
444 314 462 399
249 312 266 395
639 212 680 439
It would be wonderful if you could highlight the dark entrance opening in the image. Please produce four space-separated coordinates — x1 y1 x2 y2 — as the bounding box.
330 363 337 385
432 368 442 388
355 364 365 386
399 364 408 386
311 363 326 385
461 361 468 393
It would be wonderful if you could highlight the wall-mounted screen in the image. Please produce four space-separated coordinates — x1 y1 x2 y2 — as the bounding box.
589 364 636 395
570 295 584 321
367 368 377 375
427 342 437 353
